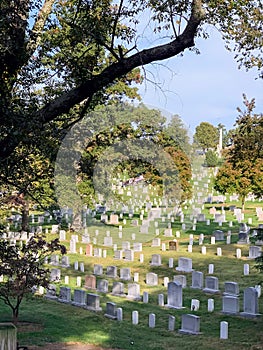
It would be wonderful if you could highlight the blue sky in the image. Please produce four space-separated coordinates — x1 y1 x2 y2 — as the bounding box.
137 27 263 135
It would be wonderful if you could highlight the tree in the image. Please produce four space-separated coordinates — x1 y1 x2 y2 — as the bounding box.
74 104 192 208
0 232 66 324
214 95 263 210
204 149 218 167
194 122 219 152
0 0 262 166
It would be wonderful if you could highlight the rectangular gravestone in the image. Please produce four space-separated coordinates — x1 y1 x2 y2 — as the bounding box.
58 287 71 304
173 275 187 288
223 281 239 296
97 279 108 293
176 257 193 273
179 314 201 335
133 242 142 252
114 250 123 260
104 302 117 319
84 275 96 290
151 254 162 266
72 289 86 307
248 246 262 259
146 272 158 286
240 287 261 318
86 293 102 311
222 296 239 315
106 265 118 278
93 264 103 276
127 283 141 301
50 268 61 282
203 276 220 294
120 268 131 281
152 238 161 247
169 241 179 251
111 282 125 297
191 271 203 289
124 249 134 261
165 281 184 309
61 256 70 268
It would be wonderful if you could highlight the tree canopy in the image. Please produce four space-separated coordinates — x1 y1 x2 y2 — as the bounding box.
0 0 262 166
214 95 263 209
194 121 219 152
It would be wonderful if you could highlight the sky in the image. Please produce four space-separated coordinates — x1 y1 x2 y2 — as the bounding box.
137 27 263 135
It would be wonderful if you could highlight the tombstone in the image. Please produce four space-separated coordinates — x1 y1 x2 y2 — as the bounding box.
50 268 61 282
50 254 60 266
240 287 261 318
139 254 144 263
84 275 96 290
76 276 82 287
127 283 141 301
203 276 220 294
156 293 163 306
176 257 193 272
220 321 228 340
120 268 131 281
143 291 149 303
179 314 201 335
244 263 250 275
208 299 214 312
131 219 139 226
168 258 174 268
222 296 239 315
236 248 242 259
97 279 108 293
197 213 206 222
109 214 119 225
133 242 142 252
173 275 187 288
146 272 158 286
191 271 203 290
152 238 161 247
106 265 118 278
213 230 224 241
151 254 162 266
86 293 102 311
169 240 179 251
114 250 123 260
248 246 262 259
58 287 71 304
45 284 57 300
72 289 86 307
208 264 214 274
85 244 93 256
124 249 134 261
134 272 139 282
149 313 156 328
191 299 200 311
164 228 173 237
70 239 76 253
117 307 123 321
238 223 250 244
59 230 66 241
93 264 103 276
105 302 117 319
165 281 184 309
132 310 139 325
223 282 239 296
168 315 175 331
111 282 125 297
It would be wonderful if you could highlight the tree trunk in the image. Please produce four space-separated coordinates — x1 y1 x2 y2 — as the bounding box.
21 199 29 232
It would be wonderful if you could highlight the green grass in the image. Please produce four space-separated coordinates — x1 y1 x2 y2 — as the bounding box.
1 161 263 349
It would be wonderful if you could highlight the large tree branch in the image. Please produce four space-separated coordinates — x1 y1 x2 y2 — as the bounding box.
26 0 55 58
0 0 204 162
38 0 204 123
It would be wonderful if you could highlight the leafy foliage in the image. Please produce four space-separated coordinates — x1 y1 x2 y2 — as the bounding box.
214 95 263 209
0 232 66 324
194 122 219 151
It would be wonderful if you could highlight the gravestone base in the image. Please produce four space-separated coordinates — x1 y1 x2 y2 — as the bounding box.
85 305 102 312
71 301 86 308
165 304 185 310
104 312 117 320
179 329 202 335
240 311 261 319
203 288 220 294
